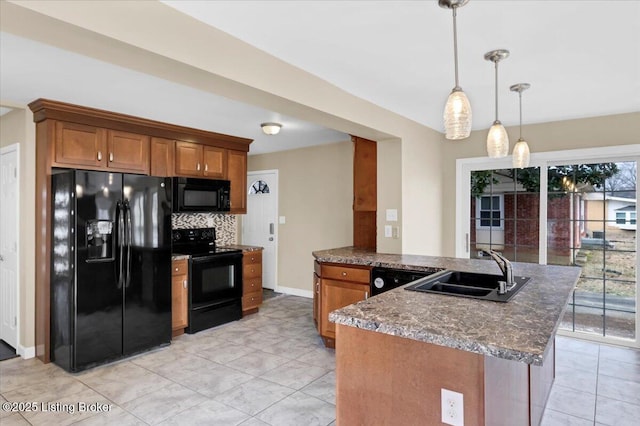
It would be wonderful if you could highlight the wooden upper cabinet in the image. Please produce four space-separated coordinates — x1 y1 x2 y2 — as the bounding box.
107 130 150 174
203 146 226 178
53 122 150 174
353 136 377 211
54 121 107 168
175 141 203 177
150 137 175 177
227 149 247 214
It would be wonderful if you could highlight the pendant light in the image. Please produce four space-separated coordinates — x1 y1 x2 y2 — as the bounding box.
510 83 531 168
440 0 472 140
484 49 510 158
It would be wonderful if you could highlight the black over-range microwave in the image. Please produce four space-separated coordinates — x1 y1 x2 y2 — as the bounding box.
172 177 231 213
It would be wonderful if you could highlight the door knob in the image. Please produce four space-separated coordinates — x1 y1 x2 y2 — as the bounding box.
269 237 274 241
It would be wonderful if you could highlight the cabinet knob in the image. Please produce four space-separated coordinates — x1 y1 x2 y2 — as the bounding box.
175 267 179 272
97 151 102 161
251 256 255 261
183 280 187 289
197 163 201 171
342 272 347 276
205 164 208 172
109 152 114 162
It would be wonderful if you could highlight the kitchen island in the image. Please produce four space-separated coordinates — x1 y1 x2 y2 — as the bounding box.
314 247 581 426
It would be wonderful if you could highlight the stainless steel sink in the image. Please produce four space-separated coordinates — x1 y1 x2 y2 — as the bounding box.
404 270 531 302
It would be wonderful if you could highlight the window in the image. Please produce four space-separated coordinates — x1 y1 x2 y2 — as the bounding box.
249 180 270 194
631 212 637 225
476 195 503 229
616 212 627 224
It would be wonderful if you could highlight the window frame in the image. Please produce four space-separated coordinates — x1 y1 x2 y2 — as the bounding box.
475 194 505 230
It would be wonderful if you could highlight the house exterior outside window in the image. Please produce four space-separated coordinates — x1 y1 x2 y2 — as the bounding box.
476 195 504 230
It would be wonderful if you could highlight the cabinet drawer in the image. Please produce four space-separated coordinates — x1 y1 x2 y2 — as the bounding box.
242 291 262 311
321 264 370 283
244 251 262 265
244 278 262 295
243 263 262 280
172 259 188 276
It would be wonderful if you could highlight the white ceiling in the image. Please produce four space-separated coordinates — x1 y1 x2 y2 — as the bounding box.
1 1 639 155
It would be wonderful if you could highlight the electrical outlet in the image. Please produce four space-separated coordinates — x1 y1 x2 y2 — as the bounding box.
441 388 464 426
385 209 398 221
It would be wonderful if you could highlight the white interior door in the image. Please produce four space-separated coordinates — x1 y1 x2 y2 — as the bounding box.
0 145 19 349
242 170 278 290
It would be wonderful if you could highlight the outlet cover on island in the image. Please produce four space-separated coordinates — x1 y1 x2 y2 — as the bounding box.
384 225 392 238
385 209 398 221
441 388 464 426
279 216 286 224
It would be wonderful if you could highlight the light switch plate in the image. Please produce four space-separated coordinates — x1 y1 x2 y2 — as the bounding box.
385 209 398 222
384 225 392 238
279 216 286 224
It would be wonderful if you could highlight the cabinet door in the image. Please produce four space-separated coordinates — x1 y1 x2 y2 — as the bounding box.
313 273 320 331
320 279 369 340
202 146 226 179
353 136 377 211
227 149 247 214
175 141 203 177
54 121 107 168
150 137 175 177
107 130 150 174
171 274 188 330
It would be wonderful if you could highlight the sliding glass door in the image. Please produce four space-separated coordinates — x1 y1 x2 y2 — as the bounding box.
459 151 638 346
550 161 637 340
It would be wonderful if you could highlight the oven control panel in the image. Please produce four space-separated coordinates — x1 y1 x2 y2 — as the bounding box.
172 228 216 244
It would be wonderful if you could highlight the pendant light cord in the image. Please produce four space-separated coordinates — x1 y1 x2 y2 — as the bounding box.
494 61 499 121
452 7 459 88
519 91 523 140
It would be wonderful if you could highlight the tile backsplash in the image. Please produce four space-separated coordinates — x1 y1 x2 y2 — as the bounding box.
172 213 237 246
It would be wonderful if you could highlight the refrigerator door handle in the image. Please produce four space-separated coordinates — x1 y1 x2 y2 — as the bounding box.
124 201 132 288
117 201 125 289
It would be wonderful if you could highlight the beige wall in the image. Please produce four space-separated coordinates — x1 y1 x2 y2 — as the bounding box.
377 139 402 254
0 107 36 352
441 112 640 256
247 141 353 293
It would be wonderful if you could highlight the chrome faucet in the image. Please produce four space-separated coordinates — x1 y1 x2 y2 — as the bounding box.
484 250 514 294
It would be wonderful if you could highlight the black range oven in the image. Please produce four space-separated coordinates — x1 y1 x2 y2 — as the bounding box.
172 228 243 333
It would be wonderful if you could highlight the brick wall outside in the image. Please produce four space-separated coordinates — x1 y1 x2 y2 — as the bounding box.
471 193 579 257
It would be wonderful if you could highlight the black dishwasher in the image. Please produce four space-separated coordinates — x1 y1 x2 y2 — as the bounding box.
370 267 432 296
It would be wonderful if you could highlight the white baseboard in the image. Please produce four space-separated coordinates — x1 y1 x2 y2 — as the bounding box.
275 286 313 299
18 344 35 359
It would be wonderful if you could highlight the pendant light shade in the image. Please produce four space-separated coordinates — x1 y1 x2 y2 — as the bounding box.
444 89 472 139
510 83 532 168
484 49 510 158
512 140 530 168
487 121 509 158
440 0 471 140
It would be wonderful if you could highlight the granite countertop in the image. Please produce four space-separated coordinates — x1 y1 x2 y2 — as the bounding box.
221 244 263 252
316 247 581 366
171 254 190 261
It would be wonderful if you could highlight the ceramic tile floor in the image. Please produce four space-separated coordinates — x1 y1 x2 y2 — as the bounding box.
0 294 638 425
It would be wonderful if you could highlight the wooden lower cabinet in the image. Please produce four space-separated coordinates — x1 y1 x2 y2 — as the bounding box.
316 262 371 348
313 272 320 331
335 324 556 426
171 259 188 337
242 250 263 316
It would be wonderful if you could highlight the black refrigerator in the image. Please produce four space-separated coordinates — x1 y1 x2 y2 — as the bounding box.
51 169 172 372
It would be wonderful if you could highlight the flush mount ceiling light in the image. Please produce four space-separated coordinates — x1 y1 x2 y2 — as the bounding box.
484 49 510 158
440 0 472 140
260 122 282 135
510 83 531 169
